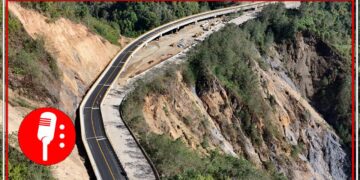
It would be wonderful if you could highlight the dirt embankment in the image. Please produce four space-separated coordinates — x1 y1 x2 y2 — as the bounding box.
138 33 348 180
9 2 121 117
8 2 131 179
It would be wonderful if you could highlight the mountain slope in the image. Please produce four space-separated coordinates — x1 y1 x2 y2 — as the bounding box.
121 3 351 179
8 2 123 179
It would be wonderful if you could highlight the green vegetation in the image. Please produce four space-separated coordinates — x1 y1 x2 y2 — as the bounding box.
187 24 279 146
121 69 177 134
141 133 283 180
122 3 351 178
295 3 351 58
181 66 196 87
295 2 351 145
9 97 35 109
20 2 236 43
8 133 54 180
121 70 284 179
234 3 351 59
230 0 358 148
290 143 304 158
9 14 60 103
163 105 170 117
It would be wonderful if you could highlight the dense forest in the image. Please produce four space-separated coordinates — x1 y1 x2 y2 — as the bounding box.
20 2 236 44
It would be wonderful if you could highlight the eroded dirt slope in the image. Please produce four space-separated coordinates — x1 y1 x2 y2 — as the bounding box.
133 32 349 180
9 2 121 117
8 2 129 179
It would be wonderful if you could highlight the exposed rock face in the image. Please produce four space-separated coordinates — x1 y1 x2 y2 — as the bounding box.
323 132 347 180
143 72 238 157
304 122 347 180
267 32 350 179
274 32 350 129
277 32 344 98
141 32 349 179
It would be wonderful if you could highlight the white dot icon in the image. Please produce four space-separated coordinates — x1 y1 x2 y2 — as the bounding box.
60 134 65 139
60 143 65 148
59 124 65 130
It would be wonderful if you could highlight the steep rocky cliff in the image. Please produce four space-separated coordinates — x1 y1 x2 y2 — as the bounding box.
274 32 351 145
121 28 350 180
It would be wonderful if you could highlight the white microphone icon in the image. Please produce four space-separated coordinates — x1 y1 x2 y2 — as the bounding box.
37 112 57 161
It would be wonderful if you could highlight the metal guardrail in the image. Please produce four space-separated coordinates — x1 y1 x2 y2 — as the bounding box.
81 2 274 179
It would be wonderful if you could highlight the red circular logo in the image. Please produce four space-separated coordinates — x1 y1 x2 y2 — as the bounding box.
18 107 76 165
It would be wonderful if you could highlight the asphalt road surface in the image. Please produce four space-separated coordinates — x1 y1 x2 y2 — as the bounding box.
81 3 264 180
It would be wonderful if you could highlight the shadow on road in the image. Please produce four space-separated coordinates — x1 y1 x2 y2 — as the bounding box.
75 108 96 180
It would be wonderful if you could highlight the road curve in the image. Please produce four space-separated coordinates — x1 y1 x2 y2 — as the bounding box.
79 2 273 180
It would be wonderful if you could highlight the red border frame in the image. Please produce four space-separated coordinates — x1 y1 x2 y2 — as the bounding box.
3 1 356 180
351 1 355 180
5 0 8 179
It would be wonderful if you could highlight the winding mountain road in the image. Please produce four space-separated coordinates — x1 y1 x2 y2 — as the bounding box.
79 2 273 179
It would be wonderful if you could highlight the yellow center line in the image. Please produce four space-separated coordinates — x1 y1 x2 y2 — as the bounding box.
89 52 129 180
